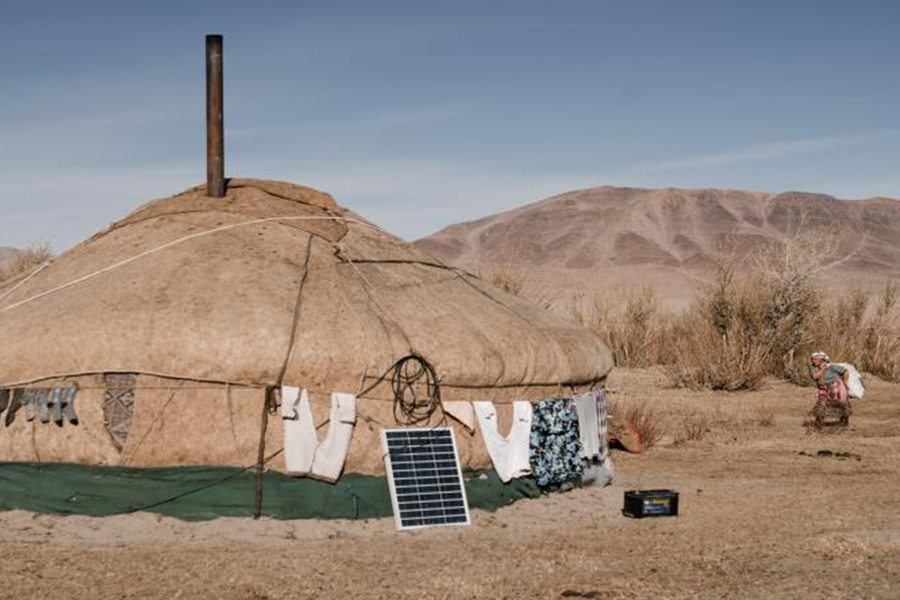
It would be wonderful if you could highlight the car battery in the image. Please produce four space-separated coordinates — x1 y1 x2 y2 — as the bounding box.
623 489 679 518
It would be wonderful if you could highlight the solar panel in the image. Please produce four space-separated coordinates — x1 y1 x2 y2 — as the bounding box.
381 428 471 531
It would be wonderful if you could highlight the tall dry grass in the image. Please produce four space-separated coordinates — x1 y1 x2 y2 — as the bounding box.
478 260 528 297
815 281 900 382
0 243 52 285
582 286 663 368
663 231 899 388
472 226 900 389
608 397 666 450
674 412 710 444
518 228 900 390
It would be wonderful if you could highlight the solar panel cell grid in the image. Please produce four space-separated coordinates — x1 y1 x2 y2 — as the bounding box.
381 428 471 530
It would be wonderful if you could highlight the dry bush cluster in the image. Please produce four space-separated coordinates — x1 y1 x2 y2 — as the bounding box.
475 227 900 390
583 287 662 368
663 232 834 390
608 398 665 450
815 281 900 382
478 260 528 297
606 399 779 450
674 412 710 445
621 402 665 450
0 243 52 285
527 228 900 390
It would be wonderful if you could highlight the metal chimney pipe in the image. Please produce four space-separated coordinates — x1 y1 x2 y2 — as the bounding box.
206 34 225 198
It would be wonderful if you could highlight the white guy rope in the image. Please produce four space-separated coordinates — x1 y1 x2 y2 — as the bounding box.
0 215 374 315
0 260 53 304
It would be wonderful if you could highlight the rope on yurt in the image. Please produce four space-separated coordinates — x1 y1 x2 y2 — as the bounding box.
336 248 414 351
118 447 286 516
0 259 53 305
334 250 454 458
253 387 279 519
121 391 177 466
255 234 314 520
0 215 377 314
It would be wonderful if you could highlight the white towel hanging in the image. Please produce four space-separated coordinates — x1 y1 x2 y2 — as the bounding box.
473 401 533 483
574 392 601 460
441 401 476 431
281 387 357 482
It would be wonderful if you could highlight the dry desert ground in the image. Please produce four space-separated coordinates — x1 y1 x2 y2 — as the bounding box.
1 367 898 600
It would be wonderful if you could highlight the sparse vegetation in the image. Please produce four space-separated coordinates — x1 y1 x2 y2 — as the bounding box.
478 259 528 297
817 281 900 382
674 412 709 444
507 227 900 389
0 242 52 285
663 310 771 391
619 401 665 450
576 286 663 368
664 232 828 390
753 404 776 428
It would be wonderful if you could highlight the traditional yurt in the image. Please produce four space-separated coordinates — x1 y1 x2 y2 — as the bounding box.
0 37 613 521
0 179 613 519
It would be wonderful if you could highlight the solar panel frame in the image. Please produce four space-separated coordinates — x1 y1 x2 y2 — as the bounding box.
381 428 471 531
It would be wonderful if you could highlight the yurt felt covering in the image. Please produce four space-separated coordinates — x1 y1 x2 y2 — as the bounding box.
0 179 613 475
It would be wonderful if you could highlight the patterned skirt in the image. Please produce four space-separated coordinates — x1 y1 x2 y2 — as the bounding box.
816 380 849 408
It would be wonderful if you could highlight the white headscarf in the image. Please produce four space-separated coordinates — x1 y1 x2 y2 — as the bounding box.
811 350 830 362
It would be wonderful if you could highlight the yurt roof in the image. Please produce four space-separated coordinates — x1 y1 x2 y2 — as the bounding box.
0 179 613 394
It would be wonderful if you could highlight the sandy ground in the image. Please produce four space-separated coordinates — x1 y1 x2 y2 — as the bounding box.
1 368 898 600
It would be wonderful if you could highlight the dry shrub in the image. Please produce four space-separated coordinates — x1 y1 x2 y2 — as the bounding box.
754 231 826 382
662 230 845 390
478 260 528 297
812 281 900 382
674 412 709 444
578 286 662 367
663 311 770 391
861 283 900 381
753 404 776 428
492 224 900 389
0 242 52 284
621 402 665 450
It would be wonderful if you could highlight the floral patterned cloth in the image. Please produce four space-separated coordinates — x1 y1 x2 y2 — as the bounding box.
816 380 849 408
529 398 584 488
813 379 851 425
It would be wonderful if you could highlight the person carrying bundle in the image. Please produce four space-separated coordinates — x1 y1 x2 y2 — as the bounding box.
808 350 851 428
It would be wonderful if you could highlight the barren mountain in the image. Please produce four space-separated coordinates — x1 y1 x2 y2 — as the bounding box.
416 187 900 276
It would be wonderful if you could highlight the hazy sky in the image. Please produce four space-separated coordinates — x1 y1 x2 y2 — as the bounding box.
2 0 898 251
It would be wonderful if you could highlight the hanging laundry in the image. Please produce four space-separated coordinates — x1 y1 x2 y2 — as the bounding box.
581 389 614 488
48 387 72 424
59 387 79 424
22 389 38 422
442 401 476 431
311 392 357 482
4 390 23 427
473 401 533 483
0 389 9 414
574 392 600 460
596 389 611 468
281 387 317 473
50 388 62 424
281 386 357 483
36 389 52 423
529 398 584 488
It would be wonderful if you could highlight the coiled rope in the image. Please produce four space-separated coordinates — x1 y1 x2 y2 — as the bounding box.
358 353 442 426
